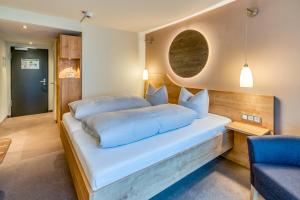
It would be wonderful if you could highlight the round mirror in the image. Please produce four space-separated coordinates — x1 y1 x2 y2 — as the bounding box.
169 30 209 78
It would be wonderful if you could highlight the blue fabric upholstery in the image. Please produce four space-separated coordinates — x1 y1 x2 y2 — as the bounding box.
248 136 300 200
252 163 300 200
248 136 300 166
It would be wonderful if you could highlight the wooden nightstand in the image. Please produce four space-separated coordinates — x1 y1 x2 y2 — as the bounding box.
224 121 271 168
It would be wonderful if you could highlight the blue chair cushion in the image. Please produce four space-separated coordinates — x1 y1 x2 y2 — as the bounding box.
253 163 300 200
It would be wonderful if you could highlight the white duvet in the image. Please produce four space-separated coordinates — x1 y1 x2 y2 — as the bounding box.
63 112 231 190
82 104 197 148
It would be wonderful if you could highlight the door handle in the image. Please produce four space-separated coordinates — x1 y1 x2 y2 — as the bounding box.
40 78 47 86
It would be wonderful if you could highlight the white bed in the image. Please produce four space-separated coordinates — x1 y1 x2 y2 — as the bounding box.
62 112 231 191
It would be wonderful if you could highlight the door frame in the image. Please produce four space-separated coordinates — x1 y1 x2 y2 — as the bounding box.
7 43 55 116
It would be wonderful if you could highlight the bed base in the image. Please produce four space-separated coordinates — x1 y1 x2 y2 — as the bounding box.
60 122 233 200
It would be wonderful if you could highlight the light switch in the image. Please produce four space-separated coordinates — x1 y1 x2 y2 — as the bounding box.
241 114 248 120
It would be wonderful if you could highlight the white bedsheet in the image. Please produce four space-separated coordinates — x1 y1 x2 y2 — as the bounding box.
62 112 231 191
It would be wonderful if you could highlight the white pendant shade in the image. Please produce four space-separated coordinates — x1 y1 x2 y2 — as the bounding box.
143 69 149 80
240 64 253 88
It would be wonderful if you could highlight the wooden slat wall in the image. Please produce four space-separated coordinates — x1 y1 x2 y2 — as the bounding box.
147 74 275 132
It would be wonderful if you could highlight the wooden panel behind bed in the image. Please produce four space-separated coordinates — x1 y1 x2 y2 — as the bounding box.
146 73 275 132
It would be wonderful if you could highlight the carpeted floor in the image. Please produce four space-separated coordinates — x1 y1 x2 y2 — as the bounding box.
0 113 76 200
0 113 251 200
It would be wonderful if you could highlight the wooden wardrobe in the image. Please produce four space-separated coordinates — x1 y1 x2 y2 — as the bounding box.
56 34 82 121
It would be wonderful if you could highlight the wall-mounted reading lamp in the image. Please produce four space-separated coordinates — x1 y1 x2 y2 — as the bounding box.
240 7 258 88
143 69 149 81
143 69 149 97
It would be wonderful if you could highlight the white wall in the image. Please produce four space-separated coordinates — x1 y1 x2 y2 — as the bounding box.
146 0 300 135
0 37 8 122
81 24 142 97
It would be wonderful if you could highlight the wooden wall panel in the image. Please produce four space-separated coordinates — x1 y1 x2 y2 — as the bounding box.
147 73 275 131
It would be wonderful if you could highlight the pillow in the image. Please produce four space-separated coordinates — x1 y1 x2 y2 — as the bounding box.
69 95 151 120
178 87 209 118
146 84 168 105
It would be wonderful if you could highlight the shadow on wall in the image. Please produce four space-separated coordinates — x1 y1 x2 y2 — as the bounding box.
274 97 281 134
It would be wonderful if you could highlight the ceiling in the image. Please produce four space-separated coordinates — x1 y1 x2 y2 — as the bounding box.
0 19 79 47
0 0 229 32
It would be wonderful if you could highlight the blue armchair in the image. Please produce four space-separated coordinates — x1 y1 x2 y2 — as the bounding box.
247 136 300 200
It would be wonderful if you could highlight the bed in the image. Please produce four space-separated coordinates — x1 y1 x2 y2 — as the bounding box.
60 74 274 200
61 112 233 200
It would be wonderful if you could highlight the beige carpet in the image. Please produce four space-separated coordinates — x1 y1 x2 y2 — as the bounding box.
0 113 76 200
0 113 251 200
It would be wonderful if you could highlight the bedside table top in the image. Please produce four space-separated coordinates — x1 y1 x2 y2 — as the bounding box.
226 121 271 136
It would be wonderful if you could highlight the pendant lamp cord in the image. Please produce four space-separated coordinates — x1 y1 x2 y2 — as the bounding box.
244 9 248 65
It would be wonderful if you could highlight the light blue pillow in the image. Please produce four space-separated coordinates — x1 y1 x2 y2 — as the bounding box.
178 87 209 119
69 96 151 120
146 84 168 106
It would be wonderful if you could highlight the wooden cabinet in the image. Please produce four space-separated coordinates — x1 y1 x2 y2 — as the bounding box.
59 35 81 59
60 79 81 114
56 34 82 121
224 122 271 168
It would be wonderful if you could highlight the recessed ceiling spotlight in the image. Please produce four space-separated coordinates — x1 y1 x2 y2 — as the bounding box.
23 25 27 29
29 41 33 45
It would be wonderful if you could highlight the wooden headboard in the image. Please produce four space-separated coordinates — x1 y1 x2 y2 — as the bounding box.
147 73 275 132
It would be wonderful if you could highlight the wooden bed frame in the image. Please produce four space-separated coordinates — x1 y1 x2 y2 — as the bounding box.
60 73 274 200
61 123 233 200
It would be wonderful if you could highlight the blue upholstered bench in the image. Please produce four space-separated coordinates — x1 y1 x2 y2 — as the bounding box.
247 136 300 200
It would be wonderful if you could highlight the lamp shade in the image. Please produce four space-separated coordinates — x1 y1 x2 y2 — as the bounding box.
240 64 253 88
143 69 149 80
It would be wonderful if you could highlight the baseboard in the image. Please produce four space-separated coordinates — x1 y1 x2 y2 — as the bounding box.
0 115 8 125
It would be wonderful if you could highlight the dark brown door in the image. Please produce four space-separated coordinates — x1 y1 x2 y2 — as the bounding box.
11 47 48 117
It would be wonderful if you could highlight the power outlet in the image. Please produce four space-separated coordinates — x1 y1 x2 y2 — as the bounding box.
241 113 262 123
248 115 254 121
254 116 262 124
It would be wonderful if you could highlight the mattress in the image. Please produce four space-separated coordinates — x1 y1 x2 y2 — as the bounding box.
63 112 231 191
